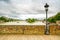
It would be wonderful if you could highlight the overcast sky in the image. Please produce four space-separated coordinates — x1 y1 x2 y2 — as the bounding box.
0 0 60 20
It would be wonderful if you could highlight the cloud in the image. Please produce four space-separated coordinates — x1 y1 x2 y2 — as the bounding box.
0 0 60 20
0 0 10 3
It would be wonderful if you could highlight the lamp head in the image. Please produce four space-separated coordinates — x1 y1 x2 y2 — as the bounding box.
44 3 49 8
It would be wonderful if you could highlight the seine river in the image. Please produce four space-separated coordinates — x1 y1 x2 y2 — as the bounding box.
0 21 45 25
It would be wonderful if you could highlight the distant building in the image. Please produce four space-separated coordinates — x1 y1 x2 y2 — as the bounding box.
56 21 60 25
56 21 60 29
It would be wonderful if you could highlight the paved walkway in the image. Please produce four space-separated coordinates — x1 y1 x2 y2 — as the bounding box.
0 35 60 40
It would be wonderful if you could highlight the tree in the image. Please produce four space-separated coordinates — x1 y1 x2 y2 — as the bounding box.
55 12 60 20
0 16 7 22
0 16 20 22
26 18 37 23
47 18 56 23
47 12 60 23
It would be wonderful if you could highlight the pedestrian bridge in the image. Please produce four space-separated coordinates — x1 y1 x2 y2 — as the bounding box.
0 25 60 35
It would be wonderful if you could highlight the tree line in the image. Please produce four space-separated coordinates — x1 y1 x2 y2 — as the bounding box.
47 12 60 23
0 16 20 22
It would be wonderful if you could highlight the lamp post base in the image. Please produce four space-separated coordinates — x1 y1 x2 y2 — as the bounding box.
45 31 50 35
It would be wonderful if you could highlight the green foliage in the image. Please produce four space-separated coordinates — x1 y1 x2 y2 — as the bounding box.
47 12 60 23
0 16 20 22
0 16 8 22
47 18 56 23
55 12 60 20
26 18 37 23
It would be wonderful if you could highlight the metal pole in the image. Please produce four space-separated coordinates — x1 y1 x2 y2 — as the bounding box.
45 9 50 35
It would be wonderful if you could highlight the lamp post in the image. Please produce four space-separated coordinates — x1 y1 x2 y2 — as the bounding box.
44 3 50 35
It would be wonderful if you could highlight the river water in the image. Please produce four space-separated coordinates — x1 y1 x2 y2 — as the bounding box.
0 21 45 25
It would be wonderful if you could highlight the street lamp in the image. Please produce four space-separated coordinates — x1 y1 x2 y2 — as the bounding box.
44 3 50 35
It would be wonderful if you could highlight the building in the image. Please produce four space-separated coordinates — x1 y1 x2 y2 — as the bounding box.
56 21 60 25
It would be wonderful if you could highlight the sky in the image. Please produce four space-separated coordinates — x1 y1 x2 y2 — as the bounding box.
0 0 60 20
